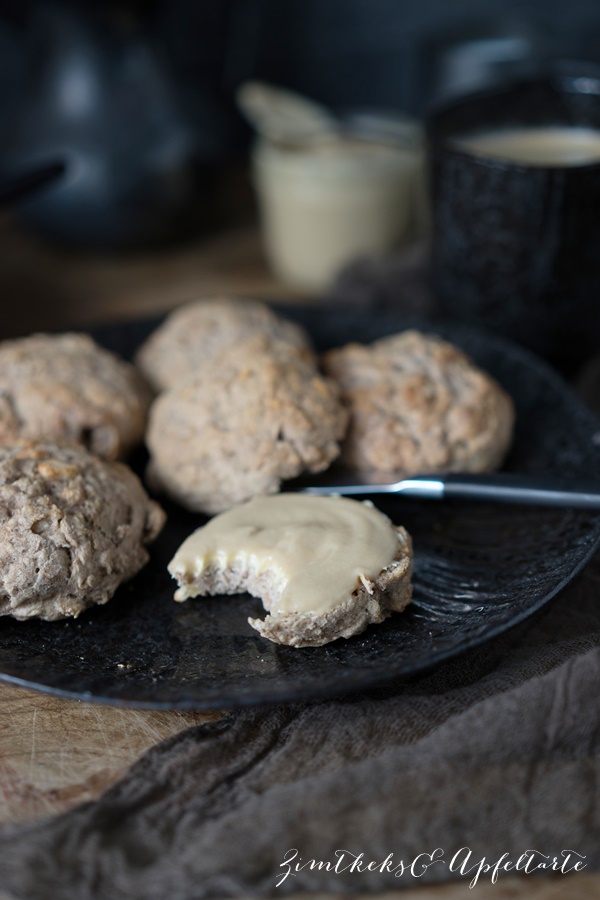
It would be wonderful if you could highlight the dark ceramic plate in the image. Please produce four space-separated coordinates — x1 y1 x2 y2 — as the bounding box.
1 308 600 709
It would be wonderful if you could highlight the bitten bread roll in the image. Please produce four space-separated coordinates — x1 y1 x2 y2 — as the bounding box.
322 330 515 477
169 494 414 647
0 441 165 621
146 337 348 515
135 296 312 391
0 332 151 460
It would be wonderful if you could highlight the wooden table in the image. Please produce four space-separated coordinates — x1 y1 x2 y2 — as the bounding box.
0 216 597 899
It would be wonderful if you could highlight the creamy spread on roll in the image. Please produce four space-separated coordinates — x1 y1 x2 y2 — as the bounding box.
168 494 399 615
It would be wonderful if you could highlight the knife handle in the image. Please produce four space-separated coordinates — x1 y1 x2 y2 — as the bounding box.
439 473 600 509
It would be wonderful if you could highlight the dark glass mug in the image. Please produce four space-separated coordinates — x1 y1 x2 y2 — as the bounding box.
429 65 600 372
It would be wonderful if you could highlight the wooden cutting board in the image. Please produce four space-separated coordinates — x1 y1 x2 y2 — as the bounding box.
0 682 221 825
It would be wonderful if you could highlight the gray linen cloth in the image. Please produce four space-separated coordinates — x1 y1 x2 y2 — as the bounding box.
0 552 599 899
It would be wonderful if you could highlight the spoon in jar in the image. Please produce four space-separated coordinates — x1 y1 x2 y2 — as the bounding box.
236 81 338 146
236 80 423 151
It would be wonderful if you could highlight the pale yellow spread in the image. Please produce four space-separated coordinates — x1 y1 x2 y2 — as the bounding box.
168 494 399 615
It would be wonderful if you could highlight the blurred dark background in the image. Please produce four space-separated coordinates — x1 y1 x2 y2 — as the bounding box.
2 0 600 250
1 0 600 341
3 0 600 122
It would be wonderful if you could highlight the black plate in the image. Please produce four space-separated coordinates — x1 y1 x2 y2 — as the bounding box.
1 308 600 709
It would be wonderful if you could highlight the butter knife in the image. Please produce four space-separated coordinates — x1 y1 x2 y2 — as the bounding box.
298 472 600 509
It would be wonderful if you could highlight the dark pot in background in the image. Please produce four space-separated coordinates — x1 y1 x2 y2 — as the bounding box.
429 64 600 373
1 2 242 249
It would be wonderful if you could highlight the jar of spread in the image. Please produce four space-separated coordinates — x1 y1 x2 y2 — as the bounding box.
252 125 425 293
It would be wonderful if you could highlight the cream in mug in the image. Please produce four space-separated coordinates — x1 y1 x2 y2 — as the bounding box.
456 125 600 167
